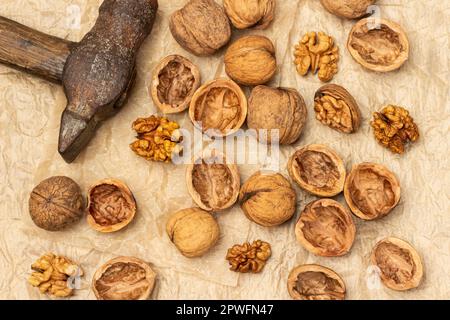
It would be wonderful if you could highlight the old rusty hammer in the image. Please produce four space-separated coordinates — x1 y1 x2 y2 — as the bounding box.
0 0 158 163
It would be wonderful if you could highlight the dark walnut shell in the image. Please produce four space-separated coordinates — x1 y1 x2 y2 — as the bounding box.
314 84 361 134
92 256 156 300
186 150 240 211
151 55 201 114
239 171 296 227
29 176 83 231
347 18 409 72
224 35 277 86
169 0 231 56
87 179 136 233
295 199 356 257
223 0 275 30
189 78 248 137
288 144 346 197
320 0 376 19
344 162 400 220
166 207 220 258
371 237 423 291
287 264 346 300
247 85 307 145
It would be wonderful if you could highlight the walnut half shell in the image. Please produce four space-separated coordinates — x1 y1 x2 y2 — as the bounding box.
347 18 409 72
287 264 346 300
288 144 346 197
371 237 423 291
344 162 401 220
295 199 356 257
92 256 156 300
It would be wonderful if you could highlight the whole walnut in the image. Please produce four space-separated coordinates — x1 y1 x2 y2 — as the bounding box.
29 176 84 231
166 207 220 258
247 85 307 144
320 0 376 19
224 0 275 30
170 0 231 56
225 35 277 86
239 172 296 227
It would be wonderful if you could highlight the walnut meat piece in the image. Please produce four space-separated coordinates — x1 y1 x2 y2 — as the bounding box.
226 240 271 273
29 176 83 231
288 144 346 197
151 55 201 114
347 18 409 72
130 115 183 162
287 264 346 300
166 207 220 258
223 0 275 30
186 150 240 211
87 179 136 233
371 237 423 291
320 0 376 19
371 105 419 154
189 79 247 137
92 257 156 300
344 162 401 220
295 199 355 257
169 0 231 56
247 85 307 145
239 171 296 227
294 32 339 82
224 35 277 86
314 84 361 133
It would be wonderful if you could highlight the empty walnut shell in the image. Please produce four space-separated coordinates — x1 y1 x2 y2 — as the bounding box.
151 55 201 114
239 171 296 227
287 264 346 300
87 179 136 233
314 84 361 134
29 176 84 231
169 0 231 56
371 237 423 291
320 0 376 19
295 199 356 257
247 85 307 144
186 150 240 211
92 256 156 300
344 162 401 220
288 144 346 197
189 78 248 137
166 207 220 258
224 35 277 86
223 0 275 30
347 18 409 72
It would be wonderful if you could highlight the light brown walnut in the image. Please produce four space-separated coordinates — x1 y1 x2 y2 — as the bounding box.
87 179 136 233
151 55 201 114
92 257 156 300
344 162 401 220
189 78 247 137
347 18 409 72
295 199 356 257
287 264 346 300
223 0 275 30
371 237 423 291
288 144 346 197
320 0 376 19
226 240 271 273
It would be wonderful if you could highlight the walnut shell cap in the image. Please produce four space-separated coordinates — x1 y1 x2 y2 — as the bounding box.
189 78 248 137
371 237 423 291
288 144 346 197
344 162 401 220
347 18 409 72
151 55 201 114
92 256 156 300
295 199 356 257
287 264 346 300
186 150 240 211
223 0 275 30
320 0 376 19
87 179 136 233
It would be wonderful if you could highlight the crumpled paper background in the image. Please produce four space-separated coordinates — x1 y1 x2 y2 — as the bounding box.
0 0 449 300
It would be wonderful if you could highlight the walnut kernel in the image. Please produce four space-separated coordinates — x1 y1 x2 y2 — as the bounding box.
223 0 275 30
320 0 376 19
226 240 271 273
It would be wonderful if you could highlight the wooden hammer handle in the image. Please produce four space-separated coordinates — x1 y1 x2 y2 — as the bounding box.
0 16 74 83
